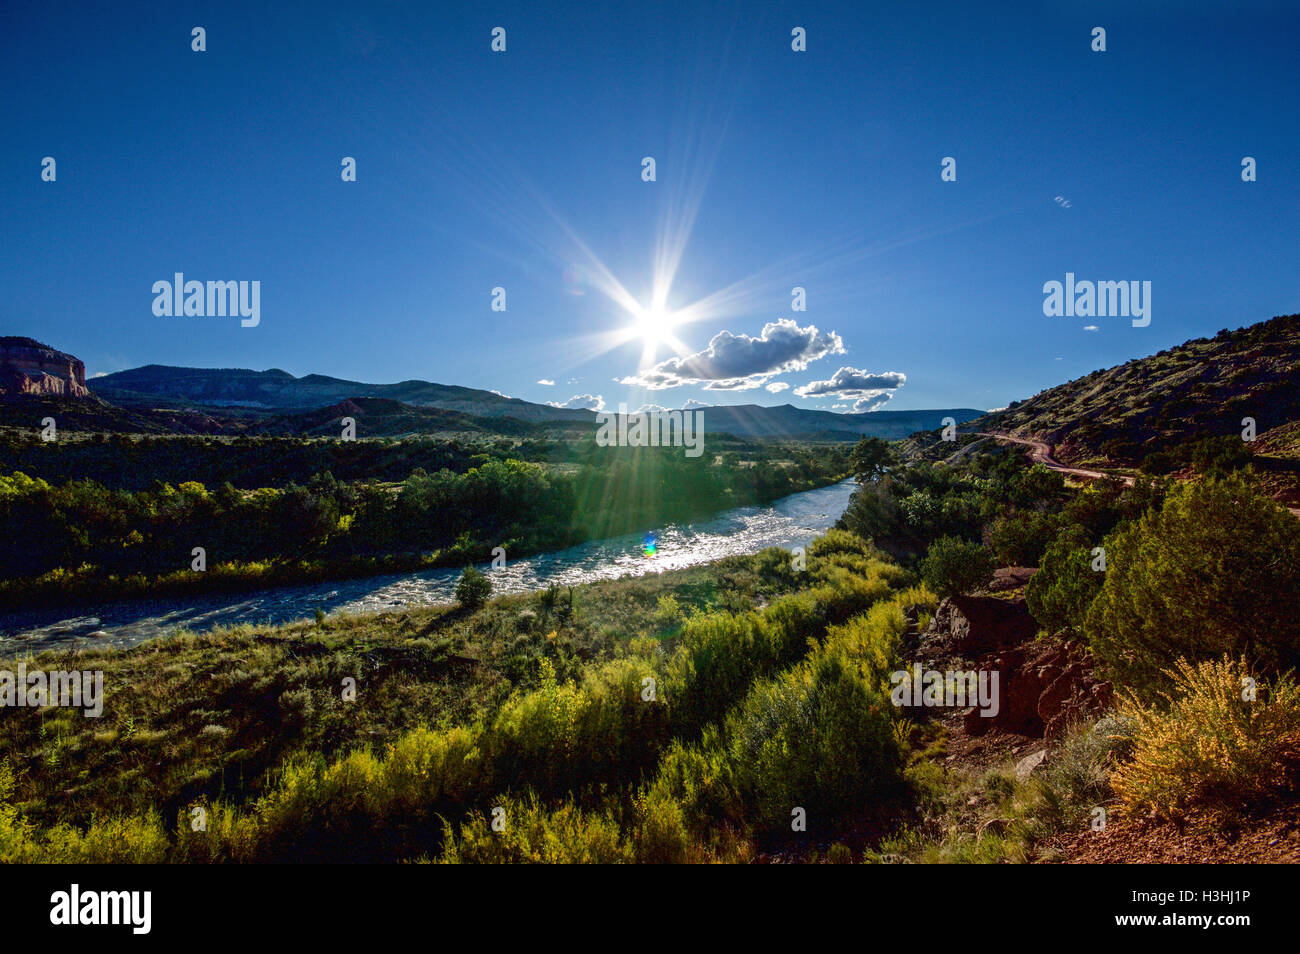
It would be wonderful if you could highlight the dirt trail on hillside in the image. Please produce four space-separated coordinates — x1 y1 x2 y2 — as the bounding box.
977 431 1300 516
975 432 1135 485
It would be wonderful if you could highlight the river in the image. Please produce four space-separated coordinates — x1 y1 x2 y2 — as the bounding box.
0 478 857 655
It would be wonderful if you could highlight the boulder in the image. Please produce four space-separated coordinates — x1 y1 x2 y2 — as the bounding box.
965 636 1110 739
921 594 1039 657
988 566 1038 592
1014 748 1048 780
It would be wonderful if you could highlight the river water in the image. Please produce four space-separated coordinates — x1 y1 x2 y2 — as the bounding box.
0 478 857 655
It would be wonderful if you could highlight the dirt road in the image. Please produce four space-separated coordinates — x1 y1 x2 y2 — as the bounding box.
977 430 1300 516
975 432 1135 485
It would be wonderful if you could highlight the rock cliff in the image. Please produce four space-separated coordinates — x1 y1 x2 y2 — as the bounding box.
0 337 89 398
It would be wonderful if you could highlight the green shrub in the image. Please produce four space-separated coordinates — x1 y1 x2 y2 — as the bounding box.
1186 435 1254 476
487 657 668 798
438 794 630 864
1085 475 1300 696
654 595 683 625
0 761 169 863
986 510 1062 567
920 536 995 598
1139 450 1176 476
1027 715 1132 833
1026 525 1105 632
455 565 492 609
808 527 874 558
724 652 903 833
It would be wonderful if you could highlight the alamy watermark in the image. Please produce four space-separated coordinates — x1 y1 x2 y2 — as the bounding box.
152 273 260 327
1042 272 1150 327
595 404 704 458
0 664 103 717
50 884 150 934
889 664 1000 718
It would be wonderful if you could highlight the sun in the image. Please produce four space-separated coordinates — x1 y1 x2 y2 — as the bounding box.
633 305 678 344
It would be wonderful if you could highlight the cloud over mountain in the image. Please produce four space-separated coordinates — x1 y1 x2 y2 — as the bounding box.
618 319 844 391
547 393 605 411
794 367 907 412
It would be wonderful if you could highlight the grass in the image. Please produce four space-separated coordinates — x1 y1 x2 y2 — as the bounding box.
0 545 844 832
6 515 1291 863
1 532 933 862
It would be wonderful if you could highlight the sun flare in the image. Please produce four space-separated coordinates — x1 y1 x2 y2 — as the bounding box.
634 305 678 344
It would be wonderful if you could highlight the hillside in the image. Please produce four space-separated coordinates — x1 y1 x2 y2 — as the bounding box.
700 403 983 441
978 313 1300 467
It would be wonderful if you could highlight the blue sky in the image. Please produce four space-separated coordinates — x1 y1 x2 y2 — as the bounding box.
3 0 1298 413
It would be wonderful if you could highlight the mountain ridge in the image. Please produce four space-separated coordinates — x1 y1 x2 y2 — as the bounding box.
87 363 983 440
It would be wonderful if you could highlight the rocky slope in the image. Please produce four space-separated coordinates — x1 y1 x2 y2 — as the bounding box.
977 313 1300 466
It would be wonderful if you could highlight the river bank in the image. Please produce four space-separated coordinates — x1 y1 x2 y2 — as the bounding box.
0 477 857 654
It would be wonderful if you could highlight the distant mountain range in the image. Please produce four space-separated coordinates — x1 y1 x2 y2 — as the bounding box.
90 364 592 422
82 363 982 441
9 314 1300 449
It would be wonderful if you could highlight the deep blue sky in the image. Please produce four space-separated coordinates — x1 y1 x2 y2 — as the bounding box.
4 1 1298 413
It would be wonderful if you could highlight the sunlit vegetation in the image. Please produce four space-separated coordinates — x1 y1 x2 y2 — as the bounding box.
4 427 1300 864
0 438 849 609
0 534 939 862
1112 658 1300 818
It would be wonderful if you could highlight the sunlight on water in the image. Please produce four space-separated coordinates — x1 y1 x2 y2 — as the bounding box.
0 479 856 653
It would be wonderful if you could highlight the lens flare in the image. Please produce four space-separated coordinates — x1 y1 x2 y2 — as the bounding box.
642 532 658 559
562 264 589 296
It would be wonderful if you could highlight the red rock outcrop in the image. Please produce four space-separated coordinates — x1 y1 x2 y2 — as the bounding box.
917 595 1112 740
0 337 89 398
919 594 1039 657
963 636 1112 739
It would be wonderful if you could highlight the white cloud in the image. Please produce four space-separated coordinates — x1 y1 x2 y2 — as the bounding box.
794 367 906 399
852 393 896 412
682 398 710 410
537 379 555 386
1083 325 1099 332
489 389 512 399
618 319 844 390
792 368 905 413
765 381 791 393
790 367 908 413
547 393 605 411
